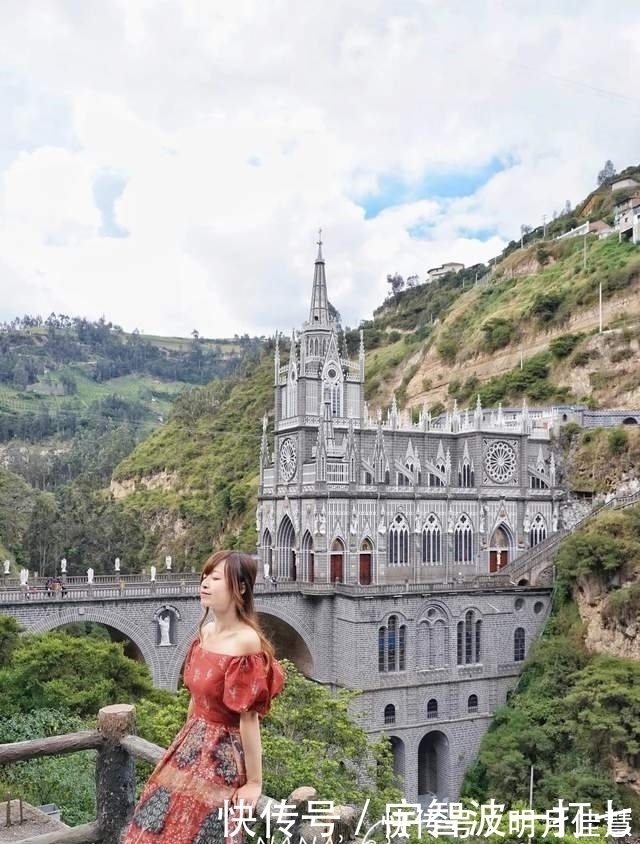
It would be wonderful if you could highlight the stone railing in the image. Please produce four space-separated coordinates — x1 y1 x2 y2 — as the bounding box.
0 705 358 844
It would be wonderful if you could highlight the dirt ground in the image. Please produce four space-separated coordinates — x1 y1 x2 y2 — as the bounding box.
0 800 68 842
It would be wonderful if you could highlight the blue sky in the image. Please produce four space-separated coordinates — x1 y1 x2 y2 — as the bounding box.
0 1 639 338
358 157 509 220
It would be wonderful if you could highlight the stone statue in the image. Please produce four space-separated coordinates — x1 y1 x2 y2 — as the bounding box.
87 567 94 585
150 565 157 582
20 568 29 586
523 512 531 533
319 508 326 535
165 556 172 571
378 507 386 535
350 506 358 535
3 560 10 575
158 613 171 646
114 557 121 572
60 558 67 574
263 561 271 581
479 505 487 534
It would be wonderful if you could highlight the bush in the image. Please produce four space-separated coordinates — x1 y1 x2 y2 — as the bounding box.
481 317 518 353
609 427 628 455
549 333 584 359
436 335 458 364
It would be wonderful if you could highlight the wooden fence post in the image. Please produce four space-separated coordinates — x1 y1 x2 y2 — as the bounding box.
96 704 136 844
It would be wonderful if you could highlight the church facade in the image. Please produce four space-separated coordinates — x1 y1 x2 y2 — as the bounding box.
256 239 559 801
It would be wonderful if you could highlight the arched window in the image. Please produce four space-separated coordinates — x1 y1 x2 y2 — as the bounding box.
384 704 396 725
426 698 438 719
421 514 441 564
514 627 525 662
328 381 342 416
529 514 547 548
388 514 409 566
286 367 297 418
454 514 473 563
378 615 407 672
467 694 478 714
418 616 450 669
459 460 474 487
457 609 482 665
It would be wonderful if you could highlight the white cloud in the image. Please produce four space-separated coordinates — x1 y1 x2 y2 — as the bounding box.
0 0 639 337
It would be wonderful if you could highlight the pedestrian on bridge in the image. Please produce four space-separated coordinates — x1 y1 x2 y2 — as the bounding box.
122 550 285 844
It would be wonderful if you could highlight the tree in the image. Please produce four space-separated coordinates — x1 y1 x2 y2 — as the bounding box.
0 630 157 717
597 160 616 185
0 614 23 667
386 273 405 297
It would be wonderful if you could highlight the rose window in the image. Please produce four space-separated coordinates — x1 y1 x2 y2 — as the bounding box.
484 440 516 483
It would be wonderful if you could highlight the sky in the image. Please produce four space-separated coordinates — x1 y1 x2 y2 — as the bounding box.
1 0 640 340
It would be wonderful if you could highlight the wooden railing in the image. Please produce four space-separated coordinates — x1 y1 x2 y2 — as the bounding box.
0 705 357 844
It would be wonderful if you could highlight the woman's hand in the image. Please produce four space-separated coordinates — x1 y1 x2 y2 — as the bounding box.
233 780 262 811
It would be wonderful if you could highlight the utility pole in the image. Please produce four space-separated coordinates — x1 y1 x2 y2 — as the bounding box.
542 214 547 239
599 282 603 333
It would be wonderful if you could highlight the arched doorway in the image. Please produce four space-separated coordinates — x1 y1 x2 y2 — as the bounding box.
418 730 450 805
276 515 296 581
330 538 344 583
300 530 314 583
359 537 373 585
488 524 512 572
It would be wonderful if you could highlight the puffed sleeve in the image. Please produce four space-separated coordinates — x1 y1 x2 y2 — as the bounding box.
223 653 285 716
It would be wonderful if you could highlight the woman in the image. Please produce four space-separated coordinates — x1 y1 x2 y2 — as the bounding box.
122 550 285 844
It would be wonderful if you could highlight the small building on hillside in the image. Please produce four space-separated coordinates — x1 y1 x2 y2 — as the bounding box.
614 192 640 244
427 262 464 281
611 177 640 193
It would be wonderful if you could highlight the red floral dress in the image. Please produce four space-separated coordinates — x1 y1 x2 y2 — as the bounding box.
122 642 285 844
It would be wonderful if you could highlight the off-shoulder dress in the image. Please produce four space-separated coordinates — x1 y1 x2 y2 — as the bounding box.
121 641 285 844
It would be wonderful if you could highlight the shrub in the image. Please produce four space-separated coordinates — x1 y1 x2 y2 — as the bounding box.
436 335 458 364
481 317 518 353
549 333 584 359
608 427 628 455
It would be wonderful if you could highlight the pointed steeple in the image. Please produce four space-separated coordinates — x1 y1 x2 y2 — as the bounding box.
308 229 330 326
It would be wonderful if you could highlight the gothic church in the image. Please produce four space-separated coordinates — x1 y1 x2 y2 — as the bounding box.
256 238 558 802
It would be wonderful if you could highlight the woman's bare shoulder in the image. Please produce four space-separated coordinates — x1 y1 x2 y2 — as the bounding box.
234 626 262 656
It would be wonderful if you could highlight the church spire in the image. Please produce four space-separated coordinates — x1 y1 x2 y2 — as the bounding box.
308 229 330 326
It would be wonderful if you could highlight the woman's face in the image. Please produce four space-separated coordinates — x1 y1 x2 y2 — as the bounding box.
200 559 234 616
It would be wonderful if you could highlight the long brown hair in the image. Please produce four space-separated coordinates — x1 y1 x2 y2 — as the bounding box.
198 550 275 665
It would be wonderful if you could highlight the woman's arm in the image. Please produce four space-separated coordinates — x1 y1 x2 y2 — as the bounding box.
235 709 262 809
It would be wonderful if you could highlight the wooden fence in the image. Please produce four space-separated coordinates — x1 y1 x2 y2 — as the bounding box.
0 705 353 844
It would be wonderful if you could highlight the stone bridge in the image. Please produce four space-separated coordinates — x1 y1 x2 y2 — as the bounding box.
0 577 315 690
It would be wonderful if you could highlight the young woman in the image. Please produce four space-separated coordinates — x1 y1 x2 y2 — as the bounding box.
122 550 285 844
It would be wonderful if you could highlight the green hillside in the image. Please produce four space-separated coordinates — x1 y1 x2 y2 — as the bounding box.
110 347 274 565
353 235 640 413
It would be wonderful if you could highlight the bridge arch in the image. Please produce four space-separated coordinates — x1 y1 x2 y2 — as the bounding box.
24 605 167 687
256 594 316 677
418 728 451 804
